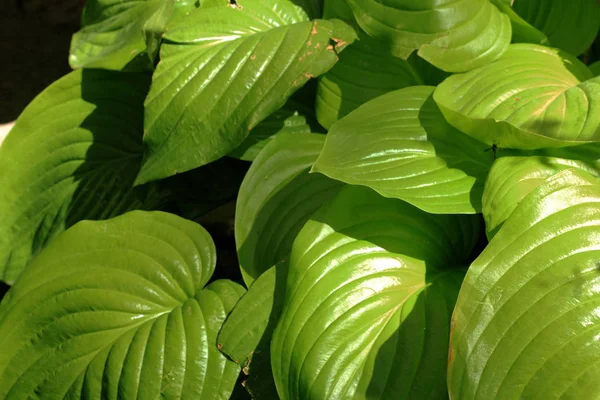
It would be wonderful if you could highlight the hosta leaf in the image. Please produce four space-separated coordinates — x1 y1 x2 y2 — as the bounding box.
135 0 357 184
218 263 288 398
230 101 314 161
345 0 511 72
511 0 600 56
590 61 600 77
0 211 245 399
449 168 600 399
235 133 343 286
314 0 422 129
434 44 600 149
489 0 549 45
271 186 481 399
69 0 174 70
0 69 158 284
313 86 492 214
482 156 600 238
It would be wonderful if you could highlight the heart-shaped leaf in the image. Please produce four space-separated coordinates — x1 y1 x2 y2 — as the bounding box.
0 211 245 399
313 86 492 214
218 263 288 398
434 44 600 149
449 168 600 399
344 0 511 72
235 133 344 286
0 69 159 284
69 0 174 70
510 0 600 56
271 185 481 399
482 156 600 238
135 0 357 184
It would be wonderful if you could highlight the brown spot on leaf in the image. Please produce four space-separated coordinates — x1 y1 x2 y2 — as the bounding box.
311 23 318 36
217 343 222 350
250 54 256 60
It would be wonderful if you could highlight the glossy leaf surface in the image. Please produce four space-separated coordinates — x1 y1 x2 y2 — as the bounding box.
482 155 600 238
271 186 481 399
235 133 344 286
449 169 600 399
0 211 245 399
136 0 357 184
313 86 491 214
434 44 600 149
345 0 511 72
218 263 288 398
0 70 155 284
70 0 173 70
511 0 600 56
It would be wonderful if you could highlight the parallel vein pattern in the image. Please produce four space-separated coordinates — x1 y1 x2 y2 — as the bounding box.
344 0 511 72
449 169 600 399
0 70 154 284
313 86 491 214
271 186 480 399
0 211 245 400
434 44 600 149
136 0 356 184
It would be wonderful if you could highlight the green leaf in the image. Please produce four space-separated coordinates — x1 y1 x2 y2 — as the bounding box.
345 0 511 72
313 86 492 214
230 101 314 161
271 185 481 399
482 156 600 238
449 168 600 399
135 0 358 184
489 0 549 45
0 69 159 285
218 263 288 398
69 0 174 70
0 211 245 399
434 44 600 149
590 61 600 77
511 0 600 56
235 133 344 286
314 0 423 129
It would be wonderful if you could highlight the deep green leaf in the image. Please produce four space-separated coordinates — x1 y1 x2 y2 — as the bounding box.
230 101 314 161
235 133 344 286
0 211 245 399
590 61 600 77
345 0 511 72
0 70 159 284
489 0 549 45
271 185 480 399
449 168 600 399
482 156 600 238
135 0 357 184
434 44 600 149
218 263 288 398
511 0 600 56
313 86 492 214
69 0 174 70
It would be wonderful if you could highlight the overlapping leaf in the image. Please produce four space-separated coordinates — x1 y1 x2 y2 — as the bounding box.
235 133 344 286
449 169 600 399
69 0 174 70
271 186 481 399
344 0 511 72
313 86 492 214
510 0 600 56
434 44 600 149
482 156 600 238
0 70 158 284
0 211 245 399
135 0 357 184
314 0 423 129
218 263 288 398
